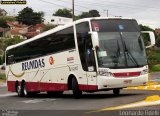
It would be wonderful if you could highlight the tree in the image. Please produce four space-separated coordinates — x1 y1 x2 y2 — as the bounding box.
53 8 72 18
16 7 44 25
78 9 100 19
89 10 100 17
3 36 23 51
0 36 24 64
78 12 90 19
156 36 160 47
139 24 153 31
43 24 57 32
0 18 8 28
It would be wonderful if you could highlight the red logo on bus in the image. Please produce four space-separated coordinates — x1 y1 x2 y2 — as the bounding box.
49 56 54 65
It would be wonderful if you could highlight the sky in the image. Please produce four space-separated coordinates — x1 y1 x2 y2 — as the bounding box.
0 0 160 29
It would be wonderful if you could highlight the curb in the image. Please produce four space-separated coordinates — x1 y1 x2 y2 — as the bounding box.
145 95 160 102
0 80 7 87
126 82 160 90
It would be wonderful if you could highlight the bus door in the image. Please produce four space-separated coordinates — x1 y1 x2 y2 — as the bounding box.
76 22 97 88
84 35 97 87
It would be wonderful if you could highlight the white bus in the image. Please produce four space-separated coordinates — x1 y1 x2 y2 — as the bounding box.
6 17 155 98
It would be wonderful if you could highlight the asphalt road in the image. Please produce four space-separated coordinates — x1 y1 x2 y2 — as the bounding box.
0 86 160 116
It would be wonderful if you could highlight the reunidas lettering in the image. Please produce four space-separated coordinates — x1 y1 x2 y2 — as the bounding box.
22 59 45 71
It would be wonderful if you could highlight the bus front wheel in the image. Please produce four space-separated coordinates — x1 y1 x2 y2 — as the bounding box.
72 78 82 98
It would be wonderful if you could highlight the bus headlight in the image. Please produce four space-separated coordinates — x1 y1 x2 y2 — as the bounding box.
141 69 148 75
98 70 112 76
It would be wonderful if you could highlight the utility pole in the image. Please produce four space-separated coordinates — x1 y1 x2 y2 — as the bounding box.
13 9 15 16
104 9 109 17
72 0 74 21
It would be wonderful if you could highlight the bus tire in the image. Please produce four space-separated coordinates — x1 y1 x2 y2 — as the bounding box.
16 83 23 97
21 82 31 97
113 89 120 96
72 78 82 98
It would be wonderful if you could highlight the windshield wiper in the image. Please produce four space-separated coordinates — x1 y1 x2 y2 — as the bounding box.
119 32 139 67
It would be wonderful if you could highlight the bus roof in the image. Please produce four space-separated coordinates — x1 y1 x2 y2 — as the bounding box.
6 17 134 51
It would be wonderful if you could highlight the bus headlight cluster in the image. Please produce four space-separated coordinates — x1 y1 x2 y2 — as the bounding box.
98 69 112 77
141 69 148 75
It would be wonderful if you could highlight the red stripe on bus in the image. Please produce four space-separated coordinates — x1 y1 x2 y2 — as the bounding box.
113 72 141 77
79 84 98 90
7 81 98 92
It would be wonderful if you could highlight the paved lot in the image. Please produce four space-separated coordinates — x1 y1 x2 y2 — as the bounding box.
0 72 160 116
0 86 160 116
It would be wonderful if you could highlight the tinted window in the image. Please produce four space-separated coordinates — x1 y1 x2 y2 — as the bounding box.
6 26 75 65
76 22 96 71
91 19 140 32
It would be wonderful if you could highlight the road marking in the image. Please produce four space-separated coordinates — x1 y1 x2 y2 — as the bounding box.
89 95 160 113
20 99 56 104
0 93 16 97
126 81 160 90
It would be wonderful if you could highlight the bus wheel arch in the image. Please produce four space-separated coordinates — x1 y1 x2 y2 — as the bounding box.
68 74 82 98
15 81 19 92
67 74 75 90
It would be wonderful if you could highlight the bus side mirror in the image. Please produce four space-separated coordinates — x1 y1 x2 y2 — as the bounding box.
141 31 155 48
89 32 99 48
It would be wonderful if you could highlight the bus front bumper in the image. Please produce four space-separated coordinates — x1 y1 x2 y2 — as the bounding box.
97 74 148 90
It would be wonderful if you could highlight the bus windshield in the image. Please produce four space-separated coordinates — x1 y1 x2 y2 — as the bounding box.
91 19 147 69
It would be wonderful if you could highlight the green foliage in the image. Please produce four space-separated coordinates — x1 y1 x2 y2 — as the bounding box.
0 16 16 28
0 18 8 28
0 36 23 64
0 73 6 81
0 16 16 21
53 8 72 18
3 36 23 50
16 7 44 25
147 49 160 72
89 10 100 17
78 10 100 19
0 56 2 65
156 36 160 47
78 12 90 19
43 24 57 32
150 64 160 72
53 8 100 19
139 24 154 31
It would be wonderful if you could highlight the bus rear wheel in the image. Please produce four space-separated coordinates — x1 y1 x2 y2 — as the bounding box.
16 83 23 97
72 78 82 98
21 82 37 97
113 89 120 96
21 82 30 97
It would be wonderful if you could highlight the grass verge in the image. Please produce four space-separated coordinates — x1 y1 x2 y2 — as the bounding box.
150 64 160 72
0 73 6 81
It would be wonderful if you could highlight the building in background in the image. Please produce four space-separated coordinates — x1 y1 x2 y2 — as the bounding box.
0 8 7 16
7 21 45 39
44 16 72 25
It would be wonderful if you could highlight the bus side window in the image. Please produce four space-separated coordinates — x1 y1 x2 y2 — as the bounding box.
8 55 14 64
